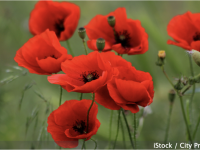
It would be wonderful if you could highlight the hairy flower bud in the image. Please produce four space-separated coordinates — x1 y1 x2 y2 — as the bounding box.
156 50 166 66
191 50 200 67
174 79 184 90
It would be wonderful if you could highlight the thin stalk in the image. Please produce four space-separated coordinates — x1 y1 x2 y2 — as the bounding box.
181 85 192 95
188 54 195 134
91 138 97 150
160 66 193 147
82 39 88 55
108 110 113 149
121 109 135 149
134 113 137 148
81 140 85 150
113 110 121 149
193 113 200 139
120 115 126 149
66 40 75 57
59 86 63 106
86 93 95 133
164 104 173 144
80 93 83 100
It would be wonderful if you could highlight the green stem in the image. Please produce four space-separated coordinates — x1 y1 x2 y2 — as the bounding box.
86 93 95 133
66 40 75 57
134 113 137 148
161 66 193 147
121 109 135 149
82 39 88 55
113 110 121 149
80 93 83 100
59 86 62 106
193 113 200 139
188 54 195 134
81 140 85 150
91 138 97 150
120 116 126 149
108 110 113 149
164 103 173 144
181 85 192 95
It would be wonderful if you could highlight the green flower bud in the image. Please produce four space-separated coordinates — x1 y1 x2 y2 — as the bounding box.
174 79 184 90
191 50 200 67
96 38 105 52
78 27 86 39
107 16 116 27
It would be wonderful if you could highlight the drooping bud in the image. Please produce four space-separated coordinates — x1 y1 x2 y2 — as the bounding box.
174 79 184 90
107 16 116 27
78 27 86 39
96 38 105 52
168 89 176 104
156 50 166 66
191 50 200 67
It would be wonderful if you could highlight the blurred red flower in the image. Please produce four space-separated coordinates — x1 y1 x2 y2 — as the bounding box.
29 0 80 41
47 99 100 148
48 51 118 93
14 29 72 75
167 11 200 51
84 7 148 55
95 52 154 113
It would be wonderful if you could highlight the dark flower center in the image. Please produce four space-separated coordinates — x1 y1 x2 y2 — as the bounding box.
193 32 200 41
55 19 65 38
115 30 131 48
44 55 58 59
80 71 99 83
72 120 86 134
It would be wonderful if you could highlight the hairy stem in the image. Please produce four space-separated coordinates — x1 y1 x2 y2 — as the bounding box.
164 104 173 144
108 110 113 149
113 110 121 149
66 40 75 57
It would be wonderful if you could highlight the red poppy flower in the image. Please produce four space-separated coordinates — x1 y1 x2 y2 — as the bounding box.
29 0 80 41
47 99 100 148
14 29 72 75
84 7 148 55
167 11 200 51
48 51 119 93
95 54 154 112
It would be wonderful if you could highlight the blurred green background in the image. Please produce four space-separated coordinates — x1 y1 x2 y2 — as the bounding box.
1 1 200 149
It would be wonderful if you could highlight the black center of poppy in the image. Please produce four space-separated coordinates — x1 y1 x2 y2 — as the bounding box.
44 55 58 59
55 19 65 38
193 32 200 41
80 71 99 84
72 120 86 134
115 30 131 48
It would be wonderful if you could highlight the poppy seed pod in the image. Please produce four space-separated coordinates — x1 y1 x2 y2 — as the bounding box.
78 27 86 39
168 89 176 104
96 38 105 52
107 16 116 27
191 50 200 67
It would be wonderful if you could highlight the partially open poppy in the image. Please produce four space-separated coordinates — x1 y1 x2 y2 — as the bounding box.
95 52 154 112
29 0 80 41
14 29 72 75
84 7 148 55
48 51 118 93
47 99 100 148
167 11 200 51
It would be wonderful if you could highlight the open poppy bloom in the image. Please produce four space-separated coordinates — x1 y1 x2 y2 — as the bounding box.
29 0 80 41
48 51 118 93
14 29 72 75
167 11 200 51
95 54 154 113
84 7 148 55
47 99 100 148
